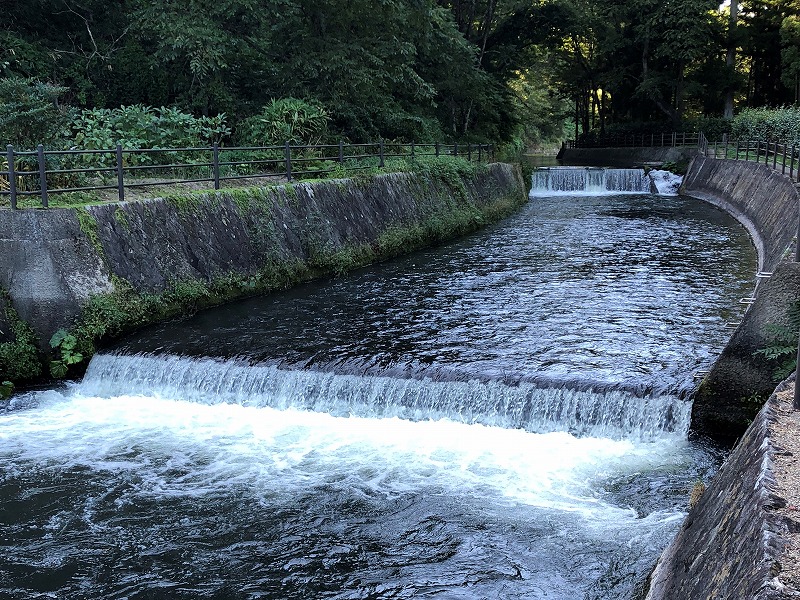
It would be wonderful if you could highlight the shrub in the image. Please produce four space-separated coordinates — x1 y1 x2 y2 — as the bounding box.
236 98 330 146
0 77 71 149
731 106 800 144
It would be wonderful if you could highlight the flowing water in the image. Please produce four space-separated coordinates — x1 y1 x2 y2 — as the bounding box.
0 175 757 600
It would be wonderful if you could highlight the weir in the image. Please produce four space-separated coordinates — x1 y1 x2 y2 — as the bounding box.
82 353 691 441
530 167 653 196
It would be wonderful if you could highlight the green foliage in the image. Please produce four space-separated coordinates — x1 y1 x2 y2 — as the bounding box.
754 299 800 380
237 98 330 146
0 380 13 400
76 208 104 257
0 297 42 382
72 105 229 159
731 106 800 144
48 329 84 378
0 77 71 149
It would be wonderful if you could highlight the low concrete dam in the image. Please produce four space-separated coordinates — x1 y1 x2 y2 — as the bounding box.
0 170 758 598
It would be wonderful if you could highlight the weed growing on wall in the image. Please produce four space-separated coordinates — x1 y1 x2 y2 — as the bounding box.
0 292 41 382
754 299 800 380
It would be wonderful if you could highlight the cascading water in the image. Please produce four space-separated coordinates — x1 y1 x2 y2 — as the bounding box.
0 191 756 599
530 167 653 196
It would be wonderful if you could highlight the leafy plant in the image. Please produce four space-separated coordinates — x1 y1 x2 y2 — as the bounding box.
236 98 330 146
0 380 13 399
754 299 800 380
0 77 71 149
49 329 84 378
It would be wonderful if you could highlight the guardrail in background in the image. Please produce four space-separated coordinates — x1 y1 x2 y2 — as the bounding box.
698 133 800 183
697 131 800 409
0 141 494 209
564 132 700 149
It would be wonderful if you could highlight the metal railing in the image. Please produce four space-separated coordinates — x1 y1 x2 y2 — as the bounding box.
698 135 800 183
697 132 800 408
565 132 700 149
0 141 494 209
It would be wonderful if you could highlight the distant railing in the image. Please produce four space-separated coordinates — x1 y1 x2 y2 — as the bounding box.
698 131 800 408
698 134 800 183
565 132 700 149
0 141 494 209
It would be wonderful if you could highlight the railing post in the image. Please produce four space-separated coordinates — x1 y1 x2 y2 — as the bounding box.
745 141 749 162
379 139 384 168
454 142 458 157
468 143 472 161
338 140 344 163
37 145 48 208
671 132 676 147
773 142 778 169
783 144 787 175
478 144 482 162
116 144 125 202
285 141 292 182
435 142 440 157
792 145 796 179
212 143 220 190
6 144 16 210
411 142 415 160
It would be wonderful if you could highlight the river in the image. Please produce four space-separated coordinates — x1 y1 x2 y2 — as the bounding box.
0 171 757 599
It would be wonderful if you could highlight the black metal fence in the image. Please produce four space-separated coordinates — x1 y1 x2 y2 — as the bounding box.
0 141 494 209
565 132 700 149
699 133 800 183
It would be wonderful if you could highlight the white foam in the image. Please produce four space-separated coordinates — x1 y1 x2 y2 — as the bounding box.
649 170 683 196
0 391 691 521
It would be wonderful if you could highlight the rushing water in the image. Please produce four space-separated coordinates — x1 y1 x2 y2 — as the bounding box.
0 185 756 599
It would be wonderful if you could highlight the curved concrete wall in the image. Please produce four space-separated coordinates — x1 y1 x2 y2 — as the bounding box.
646 380 790 600
682 157 800 442
647 156 800 598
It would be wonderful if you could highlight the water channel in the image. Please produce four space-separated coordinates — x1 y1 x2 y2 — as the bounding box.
0 169 757 599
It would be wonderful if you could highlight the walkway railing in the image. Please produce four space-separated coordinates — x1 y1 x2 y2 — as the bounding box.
697 131 800 408
0 141 494 209
565 132 700 149
698 134 800 183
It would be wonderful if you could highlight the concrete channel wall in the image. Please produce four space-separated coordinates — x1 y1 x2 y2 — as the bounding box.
683 157 800 442
646 156 800 598
0 163 526 383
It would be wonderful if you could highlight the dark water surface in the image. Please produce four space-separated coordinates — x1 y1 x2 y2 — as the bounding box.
0 191 756 599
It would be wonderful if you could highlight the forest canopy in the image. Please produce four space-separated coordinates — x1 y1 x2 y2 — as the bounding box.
1 0 799 148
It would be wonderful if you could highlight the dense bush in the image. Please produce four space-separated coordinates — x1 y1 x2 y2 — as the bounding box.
235 98 330 146
0 77 71 150
72 105 230 151
730 107 800 144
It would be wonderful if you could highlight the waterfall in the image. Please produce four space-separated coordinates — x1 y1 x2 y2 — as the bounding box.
80 353 691 441
530 167 653 197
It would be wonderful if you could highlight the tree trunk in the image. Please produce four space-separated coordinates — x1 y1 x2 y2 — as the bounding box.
724 0 738 119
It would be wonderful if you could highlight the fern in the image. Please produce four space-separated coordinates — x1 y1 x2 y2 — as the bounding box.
754 300 800 380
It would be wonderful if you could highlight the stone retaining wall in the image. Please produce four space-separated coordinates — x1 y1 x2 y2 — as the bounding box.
0 163 526 383
682 157 800 442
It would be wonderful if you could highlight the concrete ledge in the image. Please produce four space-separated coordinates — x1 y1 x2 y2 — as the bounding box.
559 146 698 167
646 379 791 600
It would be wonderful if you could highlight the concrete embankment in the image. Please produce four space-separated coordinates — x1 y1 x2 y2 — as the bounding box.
558 145 697 167
682 157 800 443
646 379 791 600
646 156 800 598
0 162 526 383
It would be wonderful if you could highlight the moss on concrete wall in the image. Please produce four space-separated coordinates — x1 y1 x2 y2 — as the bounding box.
0 162 526 384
